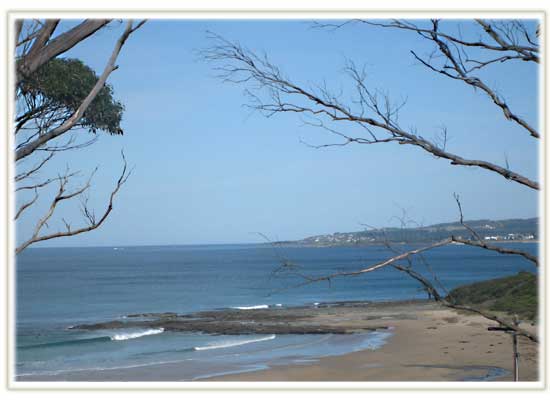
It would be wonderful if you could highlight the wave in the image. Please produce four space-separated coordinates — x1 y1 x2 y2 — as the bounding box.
232 304 269 310
194 334 276 351
18 329 165 349
110 328 164 341
18 336 111 349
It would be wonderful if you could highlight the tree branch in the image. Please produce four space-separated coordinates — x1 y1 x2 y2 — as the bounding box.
15 152 131 254
271 238 537 342
17 19 111 82
15 19 146 162
202 36 539 189
282 238 453 289
389 262 538 343
451 237 538 266
15 152 54 182
451 193 537 265
313 19 539 139
15 189 39 220
359 19 539 61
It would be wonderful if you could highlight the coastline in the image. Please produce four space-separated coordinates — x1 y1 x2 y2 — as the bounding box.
18 300 539 382
203 303 538 382
273 240 539 248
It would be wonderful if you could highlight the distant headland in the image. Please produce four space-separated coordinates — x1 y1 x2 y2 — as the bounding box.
276 217 539 247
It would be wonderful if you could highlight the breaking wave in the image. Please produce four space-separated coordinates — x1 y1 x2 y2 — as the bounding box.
194 334 276 351
19 328 166 349
110 328 164 341
232 304 269 310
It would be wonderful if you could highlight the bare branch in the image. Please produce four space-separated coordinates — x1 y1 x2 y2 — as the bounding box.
15 171 78 192
451 237 538 266
475 19 538 62
202 36 539 189
389 262 538 343
268 200 537 341
272 237 537 342
281 238 453 289
453 193 483 241
452 193 537 265
410 48 539 139
15 189 39 220
15 152 54 182
314 19 539 139
35 134 99 153
15 152 131 254
360 19 538 61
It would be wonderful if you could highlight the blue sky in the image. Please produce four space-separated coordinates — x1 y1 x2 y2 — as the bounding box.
15 19 539 247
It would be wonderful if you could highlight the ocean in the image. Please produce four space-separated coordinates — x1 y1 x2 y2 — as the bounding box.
15 242 538 380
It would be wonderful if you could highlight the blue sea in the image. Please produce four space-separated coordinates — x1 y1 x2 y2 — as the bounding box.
15 243 537 381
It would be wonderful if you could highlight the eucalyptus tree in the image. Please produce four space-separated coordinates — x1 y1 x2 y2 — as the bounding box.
14 19 145 253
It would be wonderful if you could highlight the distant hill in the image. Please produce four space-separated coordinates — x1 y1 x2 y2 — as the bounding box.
278 217 538 247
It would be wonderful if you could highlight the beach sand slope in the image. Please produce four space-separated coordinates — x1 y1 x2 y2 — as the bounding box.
205 305 538 382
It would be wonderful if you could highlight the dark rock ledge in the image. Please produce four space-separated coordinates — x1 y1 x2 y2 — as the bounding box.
69 300 434 335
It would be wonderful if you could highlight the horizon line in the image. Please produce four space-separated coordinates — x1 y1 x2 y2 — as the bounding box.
19 215 539 251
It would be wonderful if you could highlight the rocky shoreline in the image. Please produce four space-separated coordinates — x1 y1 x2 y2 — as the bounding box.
22 299 539 382
70 299 433 335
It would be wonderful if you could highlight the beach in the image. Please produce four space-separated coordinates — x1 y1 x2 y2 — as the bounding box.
204 302 539 382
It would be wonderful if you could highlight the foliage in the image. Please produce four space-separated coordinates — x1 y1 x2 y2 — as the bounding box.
20 57 124 135
446 272 538 321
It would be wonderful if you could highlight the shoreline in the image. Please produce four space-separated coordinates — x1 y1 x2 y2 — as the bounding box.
203 304 538 382
17 299 539 382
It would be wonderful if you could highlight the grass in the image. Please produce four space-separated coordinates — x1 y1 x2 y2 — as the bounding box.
446 271 538 321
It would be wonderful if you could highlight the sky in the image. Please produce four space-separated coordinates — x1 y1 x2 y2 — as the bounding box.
15 19 540 247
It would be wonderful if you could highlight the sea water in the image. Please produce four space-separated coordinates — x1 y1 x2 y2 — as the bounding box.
15 243 537 380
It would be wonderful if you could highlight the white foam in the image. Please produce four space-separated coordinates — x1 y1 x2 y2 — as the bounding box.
194 334 276 351
110 328 164 341
275 304 283 307
360 331 393 350
232 304 269 310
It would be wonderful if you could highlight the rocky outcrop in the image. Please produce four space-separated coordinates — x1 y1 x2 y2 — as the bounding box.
69 300 434 335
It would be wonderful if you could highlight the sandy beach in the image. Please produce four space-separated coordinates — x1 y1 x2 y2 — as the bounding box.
204 303 539 382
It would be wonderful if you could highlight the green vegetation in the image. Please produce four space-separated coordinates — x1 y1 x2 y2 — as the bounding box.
20 58 124 135
446 272 538 321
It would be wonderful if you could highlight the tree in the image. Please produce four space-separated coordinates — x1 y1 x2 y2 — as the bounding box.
14 19 145 254
203 19 539 343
